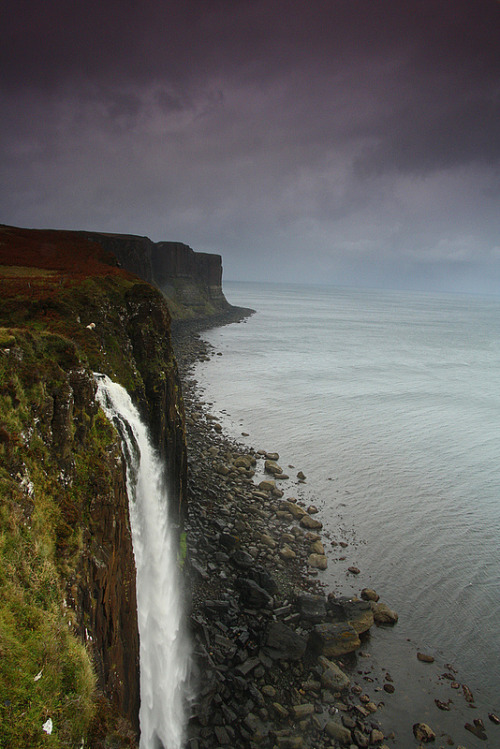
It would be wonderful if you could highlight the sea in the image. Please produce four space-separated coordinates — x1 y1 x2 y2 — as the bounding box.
194 281 500 748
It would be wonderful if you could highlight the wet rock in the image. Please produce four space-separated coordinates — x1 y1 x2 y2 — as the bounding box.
371 727 385 743
413 722 436 742
308 553 328 570
417 652 435 663
258 479 276 492
309 622 361 657
233 455 256 469
318 655 350 691
300 514 323 530
296 593 327 622
327 596 374 634
435 699 451 711
265 459 283 475
489 713 500 724
462 683 474 703
360 588 379 602
325 719 352 745
465 720 487 740
309 539 325 555
371 602 399 624
353 727 370 747
264 622 308 661
347 566 360 574
283 502 307 519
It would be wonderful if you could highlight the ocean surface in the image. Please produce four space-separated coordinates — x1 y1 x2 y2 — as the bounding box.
194 282 500 747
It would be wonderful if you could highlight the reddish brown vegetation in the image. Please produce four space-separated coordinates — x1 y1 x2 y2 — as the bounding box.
0 224 135 280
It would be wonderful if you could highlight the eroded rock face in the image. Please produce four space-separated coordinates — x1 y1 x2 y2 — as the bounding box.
78 438 140 731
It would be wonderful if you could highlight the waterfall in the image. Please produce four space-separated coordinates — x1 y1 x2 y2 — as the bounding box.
95 374 190 749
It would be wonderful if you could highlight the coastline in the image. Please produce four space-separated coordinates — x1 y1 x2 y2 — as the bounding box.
172 318 398 749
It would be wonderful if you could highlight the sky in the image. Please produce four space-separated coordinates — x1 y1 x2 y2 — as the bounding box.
1 0 500 294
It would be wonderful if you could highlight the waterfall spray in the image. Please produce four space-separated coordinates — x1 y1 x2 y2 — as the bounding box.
95 374 191 749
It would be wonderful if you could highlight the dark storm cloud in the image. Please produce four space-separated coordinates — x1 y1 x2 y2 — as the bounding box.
1 0 500 292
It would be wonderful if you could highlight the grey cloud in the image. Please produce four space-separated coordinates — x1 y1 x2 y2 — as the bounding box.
1 0 500 293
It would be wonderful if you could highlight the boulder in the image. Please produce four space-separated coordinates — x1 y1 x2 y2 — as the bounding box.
308 553 328 570
233 454 256 468
300 515 323 530
265 459 283 475
309 622 361 657
230 549 254 569
327 597 374 634
236 577 273 608
318 655 350 691
412 723 436 742
310 540 325 555
264 622 308 661
325 720 352 745
282 502 307 519
279 544 297 560
258 479 276 492
292 704 315 719
371 602 398 624
245 567 279 595
296 593 327 622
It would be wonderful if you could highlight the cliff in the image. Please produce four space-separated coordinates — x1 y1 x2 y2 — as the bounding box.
68 230 239 320
0 225 186 747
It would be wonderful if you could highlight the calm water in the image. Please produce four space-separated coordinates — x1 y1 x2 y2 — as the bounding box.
195 282 500 747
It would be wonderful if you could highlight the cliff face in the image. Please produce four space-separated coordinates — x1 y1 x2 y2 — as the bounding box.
75 230 233 320
0 225 187 747
153 241 229 318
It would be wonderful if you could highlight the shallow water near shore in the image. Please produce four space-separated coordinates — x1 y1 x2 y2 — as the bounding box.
194 281 500 747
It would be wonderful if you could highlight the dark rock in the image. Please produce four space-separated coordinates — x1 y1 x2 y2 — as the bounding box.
264 622 308 661
218 533 239 551
236 578 273 608
245 567 279 595
296 593 327 622
465 721 487 740
230 549 254 569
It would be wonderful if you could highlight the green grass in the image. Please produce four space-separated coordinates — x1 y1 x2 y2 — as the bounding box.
0 332 99 747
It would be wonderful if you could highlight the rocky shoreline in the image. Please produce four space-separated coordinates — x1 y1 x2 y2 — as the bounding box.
172 318 401 749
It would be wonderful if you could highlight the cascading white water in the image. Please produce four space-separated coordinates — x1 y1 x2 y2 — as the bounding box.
95 374 190 749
